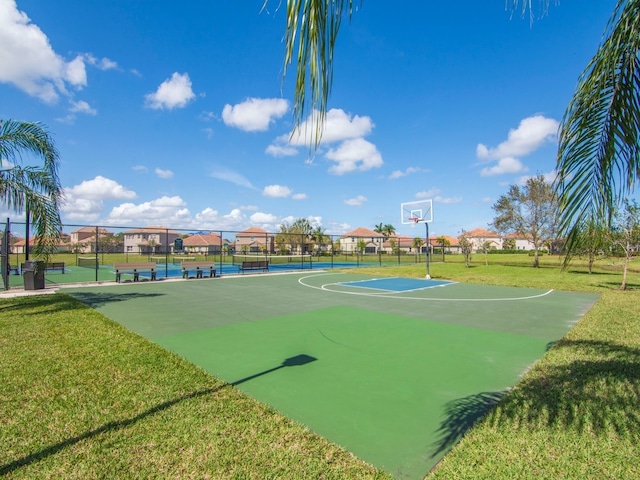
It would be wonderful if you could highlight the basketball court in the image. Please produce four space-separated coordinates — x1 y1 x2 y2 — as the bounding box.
65 271 599 479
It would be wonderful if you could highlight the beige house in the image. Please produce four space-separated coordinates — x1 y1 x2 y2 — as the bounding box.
11 233 71 254
503 232 536 251
340 227 385 254
182 233 223 255
235 227 274 254
123 226 180 254
69 227 115 253
462 228 502 252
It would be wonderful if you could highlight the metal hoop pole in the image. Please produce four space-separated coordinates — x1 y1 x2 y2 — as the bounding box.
425 222 431 279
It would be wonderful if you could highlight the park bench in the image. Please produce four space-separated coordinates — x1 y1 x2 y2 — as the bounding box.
238 260 269 273
113 262 157 283
181 261 216 279
20 262 65 273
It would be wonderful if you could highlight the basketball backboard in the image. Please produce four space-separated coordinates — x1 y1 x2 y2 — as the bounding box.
400 199 433 225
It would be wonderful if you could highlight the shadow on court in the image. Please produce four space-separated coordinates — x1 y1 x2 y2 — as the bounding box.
0 353 316 477
67 291 166 308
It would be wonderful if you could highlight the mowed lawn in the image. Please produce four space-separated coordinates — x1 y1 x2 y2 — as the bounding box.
1 254 639 479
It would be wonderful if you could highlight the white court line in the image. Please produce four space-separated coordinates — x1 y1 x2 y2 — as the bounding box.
298 273 555 302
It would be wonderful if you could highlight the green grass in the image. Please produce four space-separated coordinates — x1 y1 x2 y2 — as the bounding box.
1 253 639 478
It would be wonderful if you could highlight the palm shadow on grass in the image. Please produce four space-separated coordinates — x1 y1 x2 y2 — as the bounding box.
431 338 640 458
0 354 316 476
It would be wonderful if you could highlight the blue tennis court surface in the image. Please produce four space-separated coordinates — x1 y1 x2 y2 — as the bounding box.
340 277 454 292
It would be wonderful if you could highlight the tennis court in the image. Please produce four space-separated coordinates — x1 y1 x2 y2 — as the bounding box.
66 272 599 479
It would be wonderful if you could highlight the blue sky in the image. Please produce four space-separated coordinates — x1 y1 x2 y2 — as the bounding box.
0 0 618 237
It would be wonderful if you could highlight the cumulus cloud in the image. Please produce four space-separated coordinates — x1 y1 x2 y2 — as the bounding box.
287 108 374 146
145 72 195 110
480 157 528 177
222 97 289 132
105 195 190 224
69 100 96 115
155 168 174 179
263 185 292 198
61 176 136 222
388 166 428 180
434 196 463 204
0 0 88 102
210 167 255 189
327 138 383 175
265 144 298 157
344 195 367 206
476 115 558 177
416 188 441 199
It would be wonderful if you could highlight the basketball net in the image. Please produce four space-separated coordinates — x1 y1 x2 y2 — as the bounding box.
409 217 419 228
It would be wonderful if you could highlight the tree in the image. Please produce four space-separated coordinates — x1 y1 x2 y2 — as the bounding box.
491 175 559 267
411 236 424 260
610 199 640 290
555 0 640 256
0 119 62 256
312 226 327 255
277 1 640 256
458 230 473 268
374 223 384 235
478 240 493 267
382 224 396 238
570 215 610 274
502 237 516 250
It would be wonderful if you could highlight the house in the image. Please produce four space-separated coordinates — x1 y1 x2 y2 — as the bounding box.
122 226 180 254
235 227 275 254
11 233 71 254
503 232 536 251
383 235 424 254
182 233 223 255
430 235 461 254
461 228 502 252
340 227 385 254
69 227 116 253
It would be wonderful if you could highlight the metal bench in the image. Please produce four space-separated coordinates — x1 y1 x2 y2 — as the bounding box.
238 260 269 273
181 261 216 279
113 262 157 283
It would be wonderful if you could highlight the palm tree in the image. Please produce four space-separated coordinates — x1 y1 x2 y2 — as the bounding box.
0 119 62 257
555 0 640 252
374 223 384 235
279 1 640 256
382 224 396 238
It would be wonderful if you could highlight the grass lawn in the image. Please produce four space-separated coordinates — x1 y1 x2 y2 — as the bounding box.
1 254 639 479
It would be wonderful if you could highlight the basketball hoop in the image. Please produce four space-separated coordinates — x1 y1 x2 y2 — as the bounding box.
409 217 419 228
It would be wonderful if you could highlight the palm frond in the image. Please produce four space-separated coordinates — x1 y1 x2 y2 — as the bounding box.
278 0 355 148
556 0 640 252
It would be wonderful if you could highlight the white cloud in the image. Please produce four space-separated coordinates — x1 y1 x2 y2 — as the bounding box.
61 176 136 222
145 72 195 110
69 100 96 115
250 212 278 225
292 193 307 200
434 196 463 204
222 97 289 132
265 144 298 157
389 166 428 179
416 188 441 199
344 195 367 206
286 108 374 146
64 175 136 200
105 195 189 224
518 170 558 185
327 138 383 175
263 185 292 198
477 115 559 161
132 165 148 173
0 0 88 102
210 168 255 189
155 168 174 179
480 157 528 177
84 54 118 70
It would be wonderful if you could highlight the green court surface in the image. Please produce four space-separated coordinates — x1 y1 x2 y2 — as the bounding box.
66 272 599 479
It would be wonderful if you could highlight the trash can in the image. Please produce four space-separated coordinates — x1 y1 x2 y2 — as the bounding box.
23 260 45 290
